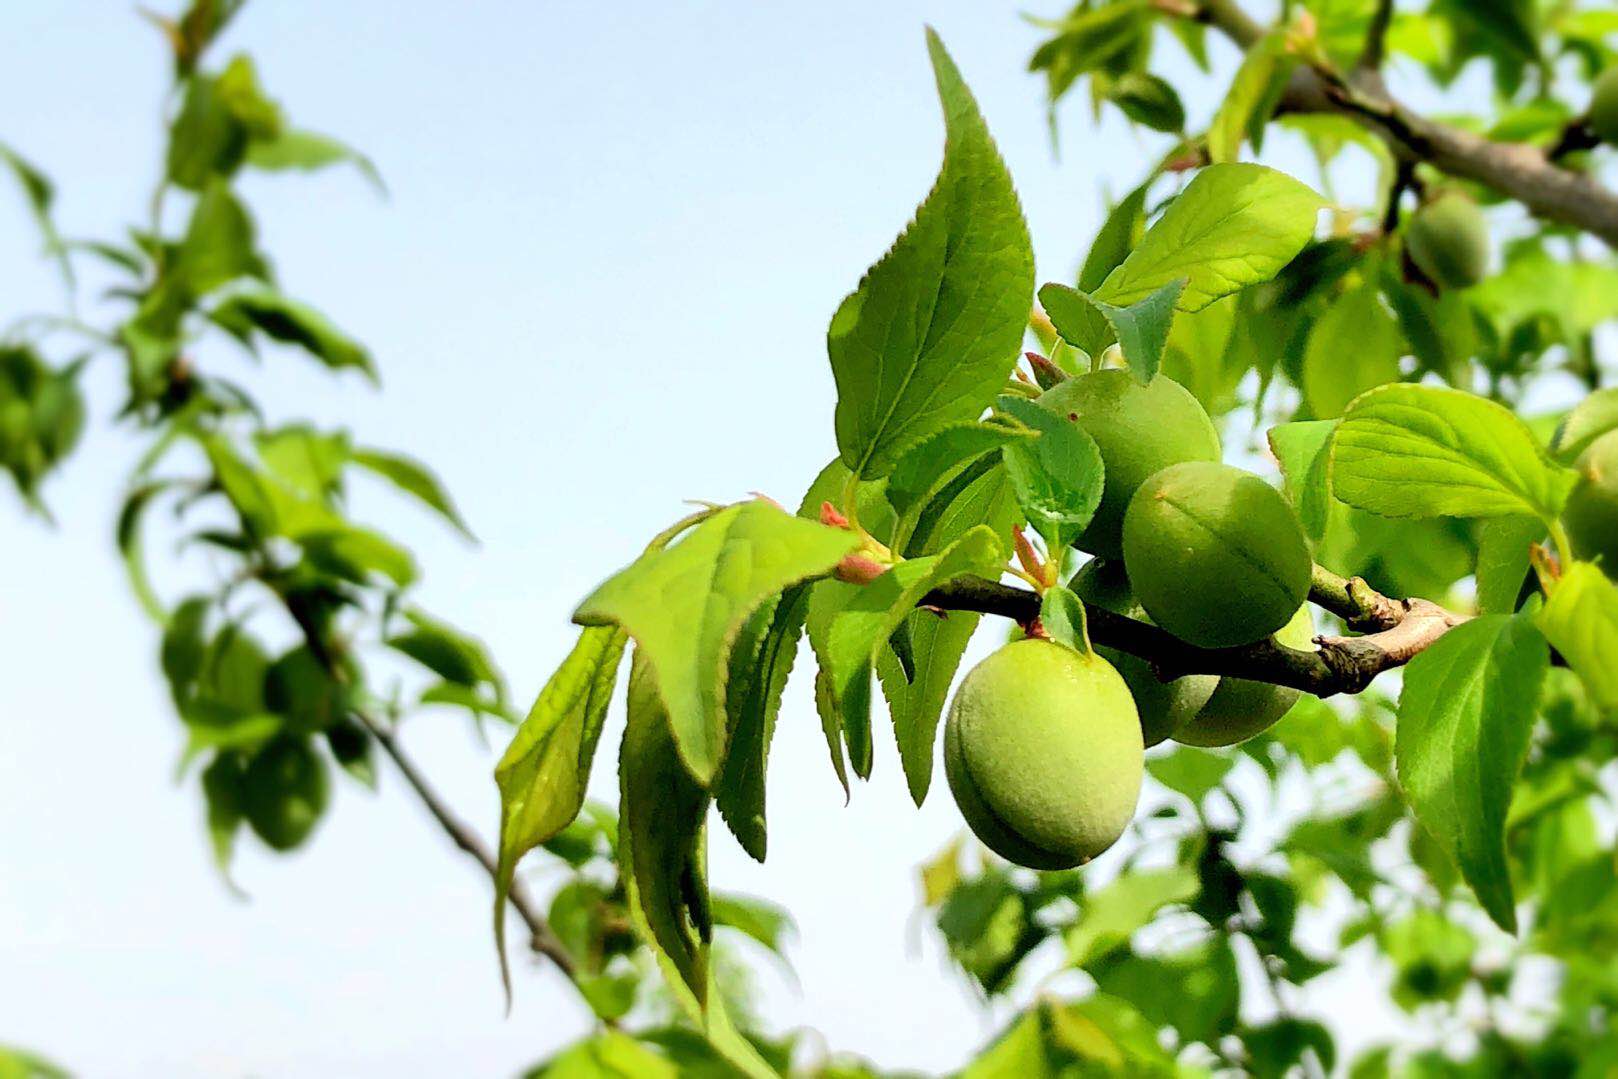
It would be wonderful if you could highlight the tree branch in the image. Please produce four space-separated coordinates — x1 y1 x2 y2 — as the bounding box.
1187 0 1618 245
1353 0 1394 72
921 566 1467 697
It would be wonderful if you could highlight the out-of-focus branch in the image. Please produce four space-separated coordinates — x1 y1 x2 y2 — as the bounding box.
1181 0 1618 245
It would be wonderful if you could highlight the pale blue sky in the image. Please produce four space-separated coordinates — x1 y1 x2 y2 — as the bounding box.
0 3 1416 1075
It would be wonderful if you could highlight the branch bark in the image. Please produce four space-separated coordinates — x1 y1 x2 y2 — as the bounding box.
1189 0 1618 245
921 565 1467 697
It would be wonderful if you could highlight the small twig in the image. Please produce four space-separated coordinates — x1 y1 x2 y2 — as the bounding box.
1353 0 1394 72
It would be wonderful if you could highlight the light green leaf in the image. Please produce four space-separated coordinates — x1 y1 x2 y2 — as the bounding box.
1040 278 1184 383
0 141 69 285
1551 387 1618 464
211 286 376 381
1267 419 1337 543
300 526 416 587
247 128 385 193
1301 283 1402 419
1396 613 1549 931
996 395 1104 552
829 31 1034 479
350 446 472 538
1147 745 1235 804
1208 32 1296 163
1066 867 1200 967
1475 516 1542 614
824 526 1002 779
1536 562 1618 710
493 624 626 992
1331 384 1579 523
962 1012 1050 1078
1038 585 1090 655
1093 163 1322 313
574 500 859 784
176 179 266 294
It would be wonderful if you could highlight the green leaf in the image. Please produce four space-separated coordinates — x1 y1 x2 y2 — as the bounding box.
167 74 249 189
175 179 266 294
962 1012 1049 1079
879 464 1020 803
350 446 473 538
200 751 247 882
1091 936 1240 1046
1332 384 1579 523
300 525 416 586
1243 1018 1335 1079
117 482 173 621
1396 613 1549 931
1551 387 1618 463
1038 585 1090 655
1267 419 1337 543
387 608 502 703
0 141 69 284
1039 278 1184 383
493 625 626 992
1105 72 1185 133
822 526 1002 779
1301 283 1402 420
575 500 859 784
828 31 1034 480
1536 562 1618 710
211 286 377 381
246 128 385 193
715 586 809 861
1065 867 1200 967
711 893 796 958
1147 746 1235 804
1207 32 1297 163
1475 516 1542 614
996 395 1104 552
885 421 1031 520
1093 163 1322 313
1079 183 1148 293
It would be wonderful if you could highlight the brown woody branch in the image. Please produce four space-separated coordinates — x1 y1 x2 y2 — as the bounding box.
1185 0 1618 245
921 564 1467 697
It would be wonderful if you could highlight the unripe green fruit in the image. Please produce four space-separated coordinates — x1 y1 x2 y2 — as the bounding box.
1037 371 1221 557
1175 605 1315 747
243 737 330 851
1122 461 1312 649
1562 429 1618 579
944 638 1143 869
1070 558 1219 746
1405 193 1489 290
1591 67 1618 146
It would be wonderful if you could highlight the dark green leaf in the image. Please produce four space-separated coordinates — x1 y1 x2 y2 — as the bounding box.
211 286 377 381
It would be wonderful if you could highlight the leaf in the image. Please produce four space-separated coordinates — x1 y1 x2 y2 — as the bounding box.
1536 562 1618 710
1332 384 1579 523
1105 72 1185 133
211 286 376 381
710 893 796 958
715 586 809 861
1267 419 1337 543
996 395 1104 552
167 73 249 189
175 179 266 294
575 500 859 784
829 31 1034 480
1039 278 1184 383
962 1012 1049 1078
246 128 385 193
1065 867 1200 967
1475 516 1542 614
1038 585 1090 655
300 526 416 587
886 421 1031 520
0 141 69 284
493 625 626 992
1208 32 1297 163
822 526 1002 779
117 481 174 621
1301 283 1402 419
350 446 472 538
1551 387 1618 463
879 464 1020 803
1079 182 1148 293
1147 746 1235 804
1243 1018 1335 1079
388 608 502 699
199 751 247 882
1093 164 1322 313
1091 936 1240 1046
1396 613 1549 931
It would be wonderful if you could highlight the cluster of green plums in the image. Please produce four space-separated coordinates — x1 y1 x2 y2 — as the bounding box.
944 371 1316 870
0 347 84 497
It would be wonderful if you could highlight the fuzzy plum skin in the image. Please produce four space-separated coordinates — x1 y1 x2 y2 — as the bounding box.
1175 605 1316 747
1121 461 1311 649
1405 193 1489 290
1069 558 1218 746
944 639 1143 869
1564 429 1618 580
1038 371 1221 558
